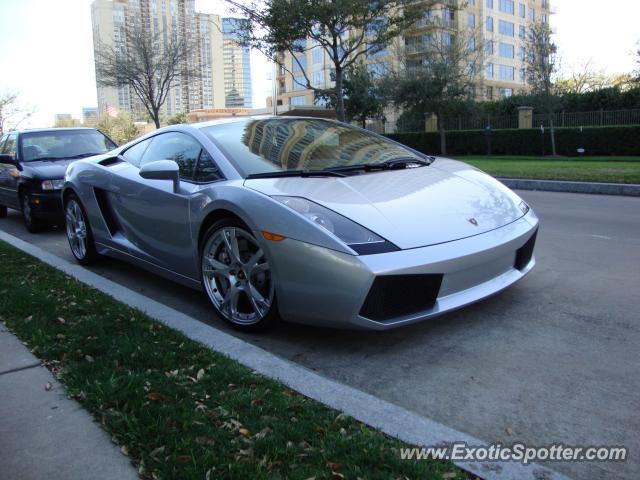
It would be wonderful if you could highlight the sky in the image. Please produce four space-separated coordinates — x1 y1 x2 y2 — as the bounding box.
0 0 638 128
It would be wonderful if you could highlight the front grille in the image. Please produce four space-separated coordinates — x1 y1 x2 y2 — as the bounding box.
359 274 443 322
514 228 538 270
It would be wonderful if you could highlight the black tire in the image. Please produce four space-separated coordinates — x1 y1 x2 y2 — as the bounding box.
200 218 278 332
0 204 6 218
64 193 100 265
20 192 47 233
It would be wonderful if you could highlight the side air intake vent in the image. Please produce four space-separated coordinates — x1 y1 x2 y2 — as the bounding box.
359 274 443 322
515 228 538 271
93 188 121 236
99 157 123 167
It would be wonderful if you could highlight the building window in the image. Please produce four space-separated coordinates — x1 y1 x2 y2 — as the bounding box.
498 20 515 36
519 3 525 18
290 95 306 106
542 14 548 24
519 25 526 39
292 55 306 73
312 70 324 87
442 32 452 46
485 40 494 55
499 87 513 97
485 62 494 79
468 36 476 51
312 48 323 64
468 0 475 4
527 7 535 21
486 16 494 32
486 0 494 9
467 12 476 28
499 42 514 58
292 75 306 90
519 68 526 82
486 86 494 99
367 62 388 77
499 64 515 81
499 0 514 15
519 46 526 60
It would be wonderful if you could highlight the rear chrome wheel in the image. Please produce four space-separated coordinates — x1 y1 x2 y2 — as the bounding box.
201 220 276 330
64 194 99 265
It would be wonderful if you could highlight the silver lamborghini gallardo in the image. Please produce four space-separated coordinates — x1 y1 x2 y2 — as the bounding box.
62 117 538 331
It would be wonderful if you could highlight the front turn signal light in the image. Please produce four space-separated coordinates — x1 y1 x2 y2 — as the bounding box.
262 231 286 242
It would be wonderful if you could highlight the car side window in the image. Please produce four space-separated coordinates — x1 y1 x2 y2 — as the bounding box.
194 149 222 183
0 135 7 153
122 138 152 168
2 134 18 158
141 132 200 181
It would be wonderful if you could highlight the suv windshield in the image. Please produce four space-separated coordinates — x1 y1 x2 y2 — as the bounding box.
21 129 117 162
201 118 426 178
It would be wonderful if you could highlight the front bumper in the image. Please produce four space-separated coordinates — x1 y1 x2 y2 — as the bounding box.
28 191 64 219
265 211 539 330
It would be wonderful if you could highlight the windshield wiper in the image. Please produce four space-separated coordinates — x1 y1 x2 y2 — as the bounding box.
245 169 346 179
324 157 431 174
29 152 104 162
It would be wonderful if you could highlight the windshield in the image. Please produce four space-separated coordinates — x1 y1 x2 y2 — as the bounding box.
201 118 425 178
21 130 117 162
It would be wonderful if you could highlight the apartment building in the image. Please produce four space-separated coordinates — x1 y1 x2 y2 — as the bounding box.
274 0 552 110
91 0 233 119
222 18 253 108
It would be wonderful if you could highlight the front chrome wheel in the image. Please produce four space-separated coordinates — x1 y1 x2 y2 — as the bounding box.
201 225 274 327
65 199 88 260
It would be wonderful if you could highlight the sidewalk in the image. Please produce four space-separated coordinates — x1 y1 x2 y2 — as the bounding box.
0 323 138 480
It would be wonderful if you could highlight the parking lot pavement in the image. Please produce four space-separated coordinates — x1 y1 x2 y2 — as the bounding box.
1 190 638 480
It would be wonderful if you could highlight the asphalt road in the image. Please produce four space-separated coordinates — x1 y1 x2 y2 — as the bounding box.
1 190 639 480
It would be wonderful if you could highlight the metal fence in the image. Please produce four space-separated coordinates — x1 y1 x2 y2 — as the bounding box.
390 109 640 133
532 109 640 128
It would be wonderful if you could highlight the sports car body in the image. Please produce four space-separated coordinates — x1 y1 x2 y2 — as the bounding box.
62 117 538 331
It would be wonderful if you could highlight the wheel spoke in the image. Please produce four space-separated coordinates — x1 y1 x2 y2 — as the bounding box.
251 262 269 274
247 283 269 316
205 255 230 273
220 284 241 313
244 249 264 269
222 228 242 263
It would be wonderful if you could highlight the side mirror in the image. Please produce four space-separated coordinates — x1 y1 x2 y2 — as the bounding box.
0 154 16 166
139 160 180 193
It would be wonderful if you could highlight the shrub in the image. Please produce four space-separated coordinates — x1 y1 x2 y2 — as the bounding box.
387 126 640 157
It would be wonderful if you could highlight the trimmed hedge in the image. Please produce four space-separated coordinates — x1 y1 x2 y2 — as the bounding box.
387 125 640 157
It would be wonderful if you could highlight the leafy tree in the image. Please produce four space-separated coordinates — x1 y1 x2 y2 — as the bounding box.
95 28 198 129
317 62 385 128
54 117 81 128
525 21 558 155
225 0 437 122
0 92 33 135
386 29 481 155
92 113 140 145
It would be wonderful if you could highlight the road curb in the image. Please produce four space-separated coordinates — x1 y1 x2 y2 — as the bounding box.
499 178 640 197
0 230 571 480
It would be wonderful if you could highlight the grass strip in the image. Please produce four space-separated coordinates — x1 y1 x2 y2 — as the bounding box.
457 157 640 184
0 240 467 480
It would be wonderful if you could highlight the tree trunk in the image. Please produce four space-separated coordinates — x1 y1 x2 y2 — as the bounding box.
548 114 557 156
438 113 447 156
334 67 346 123
152 108 161 129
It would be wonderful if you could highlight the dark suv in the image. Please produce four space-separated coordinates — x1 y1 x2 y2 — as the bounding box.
0 128 117 232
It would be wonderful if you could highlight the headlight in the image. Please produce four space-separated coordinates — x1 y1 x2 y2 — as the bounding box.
41 179 65 191
273 196 399 255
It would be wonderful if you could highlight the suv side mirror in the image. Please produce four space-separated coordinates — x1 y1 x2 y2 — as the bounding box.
0 154 16 166
139 160 180 193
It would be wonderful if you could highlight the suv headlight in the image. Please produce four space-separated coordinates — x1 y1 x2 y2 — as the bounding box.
273 196 399 255
41 179 65 191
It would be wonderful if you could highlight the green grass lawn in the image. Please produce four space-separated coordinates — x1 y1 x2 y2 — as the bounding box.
0 241 466 480
456 156 640 184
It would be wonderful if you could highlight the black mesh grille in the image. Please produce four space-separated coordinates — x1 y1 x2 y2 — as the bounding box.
515 228 538 270
359 274 443 322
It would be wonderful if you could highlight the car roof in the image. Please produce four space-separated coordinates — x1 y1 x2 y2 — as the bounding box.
6 127 98 135
190 115 339 130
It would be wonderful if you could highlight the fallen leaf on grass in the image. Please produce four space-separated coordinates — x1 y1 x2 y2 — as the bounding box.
196 436 216 446
121 445 129 456
150 446 165 458
176 455 191 463
24 315 32 322
196 368 205 381
84 355 94 363
442 473 458 479
250 399 264 406
239 427 251 437
57 317 66 324
145 392 164 401
253 427 272 440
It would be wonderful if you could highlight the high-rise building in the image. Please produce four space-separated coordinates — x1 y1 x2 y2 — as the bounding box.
222 18 253 108
82 107 98 124
274 0 552 110
91 0 226 119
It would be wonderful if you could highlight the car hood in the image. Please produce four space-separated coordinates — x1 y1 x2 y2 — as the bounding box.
244 158 525 250
24 159 76 179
